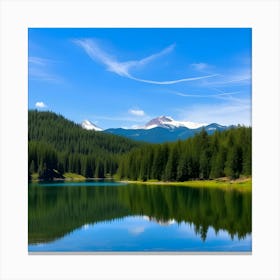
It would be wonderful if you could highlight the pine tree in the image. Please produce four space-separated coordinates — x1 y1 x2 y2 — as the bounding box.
29 160 35 174
210 147 226 179
164 145 179 181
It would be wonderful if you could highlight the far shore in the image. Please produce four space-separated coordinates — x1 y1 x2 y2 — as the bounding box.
30 173 251 192
119 177 252 192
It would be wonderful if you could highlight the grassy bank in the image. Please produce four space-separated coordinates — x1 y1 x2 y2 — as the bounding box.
121 177 252 192
30 172 251 192
30 172 86 182
63 173 86 181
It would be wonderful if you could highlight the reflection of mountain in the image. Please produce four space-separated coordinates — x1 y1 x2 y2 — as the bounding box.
28 183 251 244
145 217 176 226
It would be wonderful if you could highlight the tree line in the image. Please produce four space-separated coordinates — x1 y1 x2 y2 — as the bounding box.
117 126 251 181
28 110 142 180
28 110 251 181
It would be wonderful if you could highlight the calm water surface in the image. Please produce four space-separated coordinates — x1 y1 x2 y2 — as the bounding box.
28 181 251 252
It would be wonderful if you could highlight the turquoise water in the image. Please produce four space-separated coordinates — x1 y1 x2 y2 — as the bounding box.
34 181 127 187
28 181 251 252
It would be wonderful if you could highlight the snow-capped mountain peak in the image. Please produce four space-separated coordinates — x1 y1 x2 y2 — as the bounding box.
145 116 174 129
175 120 209 129
81 120 103 131
144 116 208 130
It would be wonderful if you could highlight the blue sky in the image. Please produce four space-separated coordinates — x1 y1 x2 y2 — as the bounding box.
28 28 251 129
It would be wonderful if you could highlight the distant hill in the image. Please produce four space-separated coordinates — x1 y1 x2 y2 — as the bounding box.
28 110 142 180
104 121 229 143
29 110 141 154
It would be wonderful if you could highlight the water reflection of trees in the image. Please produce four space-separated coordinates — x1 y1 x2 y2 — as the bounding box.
119 185 251 241
28 183 251 244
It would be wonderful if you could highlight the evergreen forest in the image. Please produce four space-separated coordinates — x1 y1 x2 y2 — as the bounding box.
28 110 252 181
28 110 142 180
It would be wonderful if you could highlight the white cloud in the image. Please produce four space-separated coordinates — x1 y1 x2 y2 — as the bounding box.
129 226 145 235
74 39 217 85
35 101 47 108
128 109 145 116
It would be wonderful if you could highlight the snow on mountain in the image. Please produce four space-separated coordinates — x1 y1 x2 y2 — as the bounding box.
144 116 208 130
81 120 103 131
104 119 229 143
176 120 209 129
205 123 227 131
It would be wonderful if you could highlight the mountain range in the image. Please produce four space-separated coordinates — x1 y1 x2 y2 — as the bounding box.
81 116 229 143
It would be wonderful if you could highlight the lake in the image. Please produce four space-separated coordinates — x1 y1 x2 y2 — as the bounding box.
28 180 251 253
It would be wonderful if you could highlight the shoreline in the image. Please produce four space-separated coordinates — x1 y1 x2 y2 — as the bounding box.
119 177 252 192
29 173 251 192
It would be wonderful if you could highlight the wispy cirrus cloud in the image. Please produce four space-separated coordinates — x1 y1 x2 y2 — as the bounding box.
169 90 241 99
29 56 63 83
88 114 150 123
204 69 251 86
191 62 210 71
177 98 251 126
74 39 217 85
29 57 49 65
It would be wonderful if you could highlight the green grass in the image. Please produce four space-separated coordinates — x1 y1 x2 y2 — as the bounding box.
121 177 252 192
30 172 86 181
31 173 39 181
63 173 86 181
